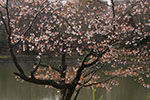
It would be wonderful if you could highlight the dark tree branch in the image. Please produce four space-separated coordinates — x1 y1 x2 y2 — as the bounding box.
1 0 24 75
110 0 116 33
72 46 110 86
60 52 67 79
84 76 117 87
5 0 11 35
73 76 93 100
48 6 78 33
51 12 78 33
111 0 115 19
3 0 72 91
73 88 81 100
60 45 68 100
12 0 78 48
0 1 24 75
84 57 99 67
81 51 93 66
72 38 116 87
83 64 103 78
85 47 110 68
10 48 25 75
14 72 71 89
61 16 78 33
0 11 9 35
12 0 49 48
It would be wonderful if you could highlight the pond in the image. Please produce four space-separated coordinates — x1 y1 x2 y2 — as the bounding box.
0 62 150 100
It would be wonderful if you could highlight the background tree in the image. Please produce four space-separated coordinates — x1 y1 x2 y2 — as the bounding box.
0 0 150 100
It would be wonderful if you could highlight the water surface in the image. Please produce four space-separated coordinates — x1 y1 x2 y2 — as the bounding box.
0 62 150 100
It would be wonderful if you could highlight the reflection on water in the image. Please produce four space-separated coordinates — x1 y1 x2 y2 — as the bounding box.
0 63 59 100
0 62 150 100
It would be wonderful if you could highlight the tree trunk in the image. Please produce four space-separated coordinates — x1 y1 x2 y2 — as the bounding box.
60 89 67 100
60 88 75 100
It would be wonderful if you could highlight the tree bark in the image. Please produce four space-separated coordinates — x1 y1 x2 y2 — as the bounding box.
60 87 75 100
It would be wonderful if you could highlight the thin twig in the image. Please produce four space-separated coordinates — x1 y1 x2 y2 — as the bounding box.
83 64 103 78
117 1 140 23
40 64 62 73
84 76 117 87
12 0 49 47
14 72 71 89
111 0 116 32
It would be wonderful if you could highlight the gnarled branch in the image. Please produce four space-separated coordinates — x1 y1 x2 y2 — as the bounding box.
14 72 71 89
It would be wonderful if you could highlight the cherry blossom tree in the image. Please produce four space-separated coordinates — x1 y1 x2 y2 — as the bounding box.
0 0 150 100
